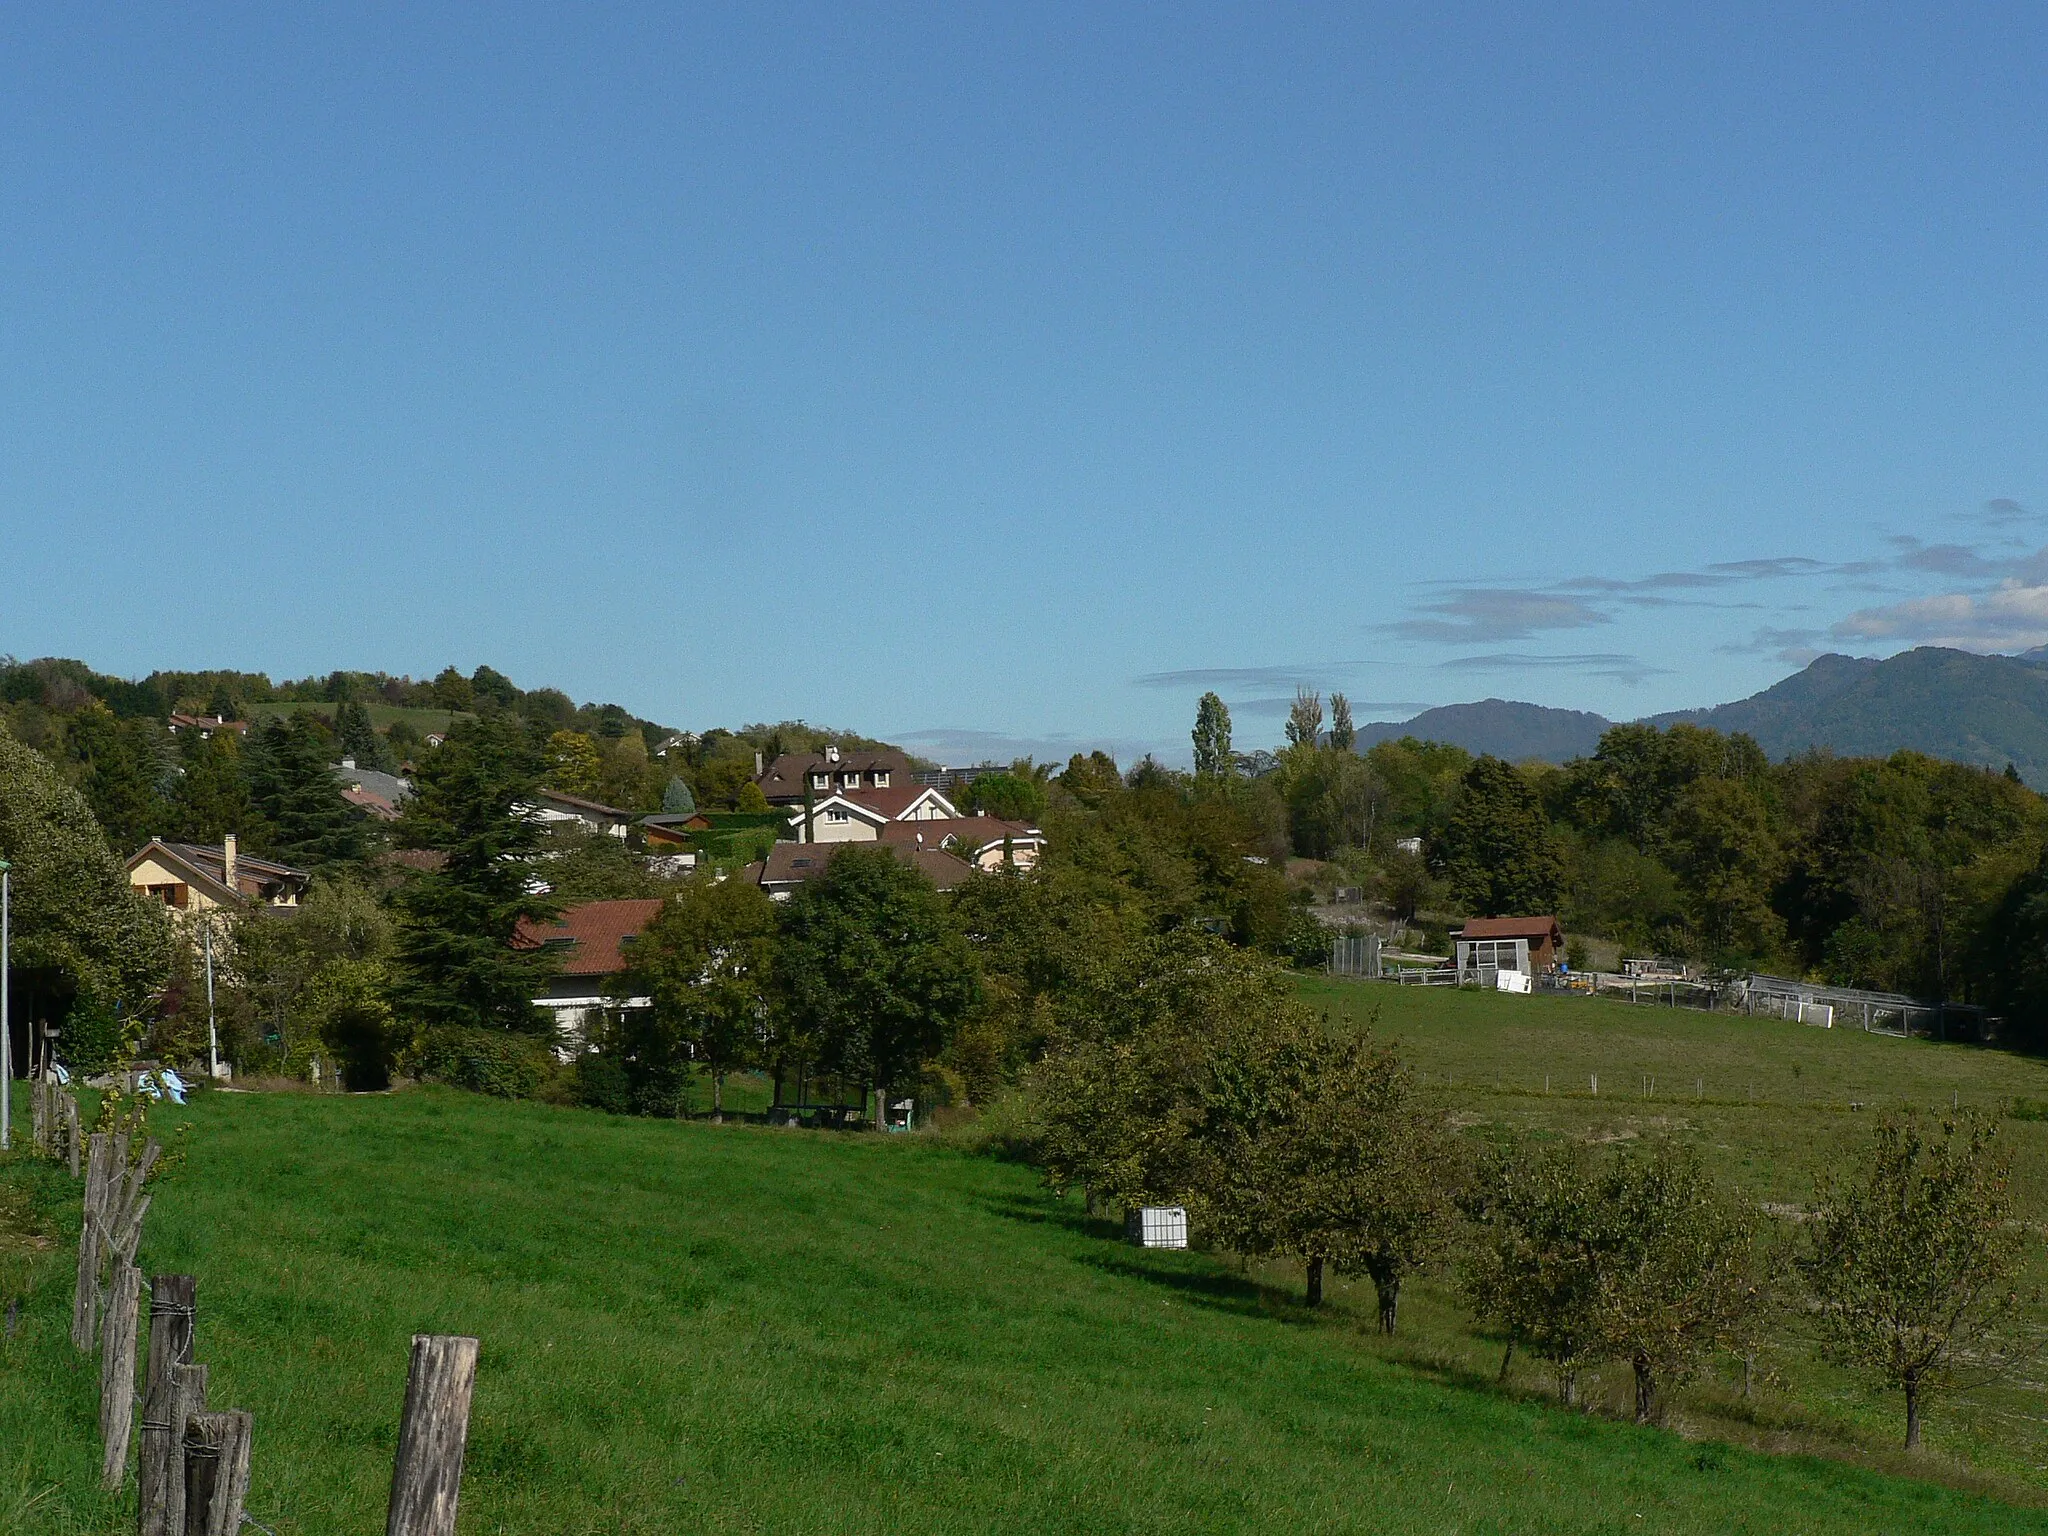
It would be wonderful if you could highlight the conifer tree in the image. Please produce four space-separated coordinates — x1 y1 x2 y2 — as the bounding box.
388 714 560 1036
247 715 368 868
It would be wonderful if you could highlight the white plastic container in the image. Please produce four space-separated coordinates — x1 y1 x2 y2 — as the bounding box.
1125 1206 1189 1249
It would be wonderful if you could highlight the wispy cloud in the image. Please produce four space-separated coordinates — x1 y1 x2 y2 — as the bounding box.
1714 626 1829 665
1437 652 1670 684
1228 695 1430 719
895 726 1171 766
1831 581 2048 652
1964 497 2040 530
1383 589 1612 643
1131 665 1336 691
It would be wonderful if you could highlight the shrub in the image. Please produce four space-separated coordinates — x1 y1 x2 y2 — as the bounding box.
61 992 127 1077
413 1026 551 1099
573 1052 634 1115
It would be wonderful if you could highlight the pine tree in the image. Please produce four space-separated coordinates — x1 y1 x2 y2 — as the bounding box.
247 716 368 868
662 775 698 814
66 707 168 852
168 731 253 845
333 699 394 772
1192 692 1235 778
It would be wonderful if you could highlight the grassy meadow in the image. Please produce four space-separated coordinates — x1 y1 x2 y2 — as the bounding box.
1296 975 2048 1489
5 1003 2048 1535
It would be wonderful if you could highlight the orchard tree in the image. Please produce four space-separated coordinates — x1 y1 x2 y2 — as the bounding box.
777 846 980 1123
1461 1142 1608 1402
1801 1114 2032 1450
1596 1145 1763 1422
1192 692 1235 778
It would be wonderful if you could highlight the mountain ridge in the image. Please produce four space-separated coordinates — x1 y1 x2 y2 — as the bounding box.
1352 647 2048 787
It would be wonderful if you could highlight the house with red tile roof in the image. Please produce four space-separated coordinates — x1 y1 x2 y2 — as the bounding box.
514 897 665 1046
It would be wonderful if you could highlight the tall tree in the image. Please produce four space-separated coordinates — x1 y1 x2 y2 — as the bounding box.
333 699 394 772
661 776 698 814
614 875 777 1119
1439 756 1565 916
0 727 175 1017
1285 688 1324 750
388 715 560 1037
777 846 979 1122
1191 692 1235 778
1801 1114 2031 1450
247 716 368 868
66 706 167 852
1327 693 1356 752
167 729 253 846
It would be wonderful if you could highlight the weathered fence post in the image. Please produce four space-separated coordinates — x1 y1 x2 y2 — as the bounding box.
386 1334 480 1536
73 1132 113 1351
181 1411 251 1536
138 1275 198 1536
164 1362 210 1536
66 1095 81 1178
100 1259 142 1489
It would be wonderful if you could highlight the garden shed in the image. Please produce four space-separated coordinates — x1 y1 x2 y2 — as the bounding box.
1453 916 1565 982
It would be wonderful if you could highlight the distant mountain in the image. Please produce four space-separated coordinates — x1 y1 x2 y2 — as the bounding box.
1353 699 1613 763
1652 646 2048 786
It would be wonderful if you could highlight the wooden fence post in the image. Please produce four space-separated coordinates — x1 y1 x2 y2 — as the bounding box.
66 1095 81 1178
73 1132 113 1351
138 1275 198 1536
386 1334 480 1536
181 1411 251 1536
164 1362 210 1536
99 1259 142 1489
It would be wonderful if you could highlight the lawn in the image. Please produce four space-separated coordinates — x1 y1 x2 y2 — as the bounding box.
5 1077 2047 1534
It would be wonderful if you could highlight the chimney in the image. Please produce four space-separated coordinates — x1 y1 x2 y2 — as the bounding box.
754 751 764 776
223 832 238 891
825 744 840 763
341 756 356 771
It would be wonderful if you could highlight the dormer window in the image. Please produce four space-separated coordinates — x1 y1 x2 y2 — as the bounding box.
811 773 829 790
873 770 890 787
841 773 860 789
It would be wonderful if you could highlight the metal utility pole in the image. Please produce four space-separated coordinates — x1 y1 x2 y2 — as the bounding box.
203 915 220 1081
1 859 11 1151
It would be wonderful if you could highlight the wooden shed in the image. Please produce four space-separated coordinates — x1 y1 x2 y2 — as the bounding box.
1453 916 1566 980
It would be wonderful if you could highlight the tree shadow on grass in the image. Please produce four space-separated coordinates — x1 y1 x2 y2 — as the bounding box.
974 1190 1311 1324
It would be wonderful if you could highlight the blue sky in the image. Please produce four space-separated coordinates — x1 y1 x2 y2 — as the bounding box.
5 6 2048 763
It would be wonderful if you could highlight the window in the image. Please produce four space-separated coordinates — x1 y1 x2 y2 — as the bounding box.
873 770 890 787
811 773 829 790
842 773 860 789
827 808 849 822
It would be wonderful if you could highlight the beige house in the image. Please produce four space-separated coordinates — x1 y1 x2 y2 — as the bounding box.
127 835 310 915
785 784 962 843
878 816 1045 872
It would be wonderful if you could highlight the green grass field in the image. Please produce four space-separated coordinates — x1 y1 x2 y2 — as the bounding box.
5 1032 2048 1534
1296 975 2048 1491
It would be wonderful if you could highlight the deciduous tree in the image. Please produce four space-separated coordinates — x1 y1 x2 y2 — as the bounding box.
1801 1114 2032 1450
1192 693 1235 778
